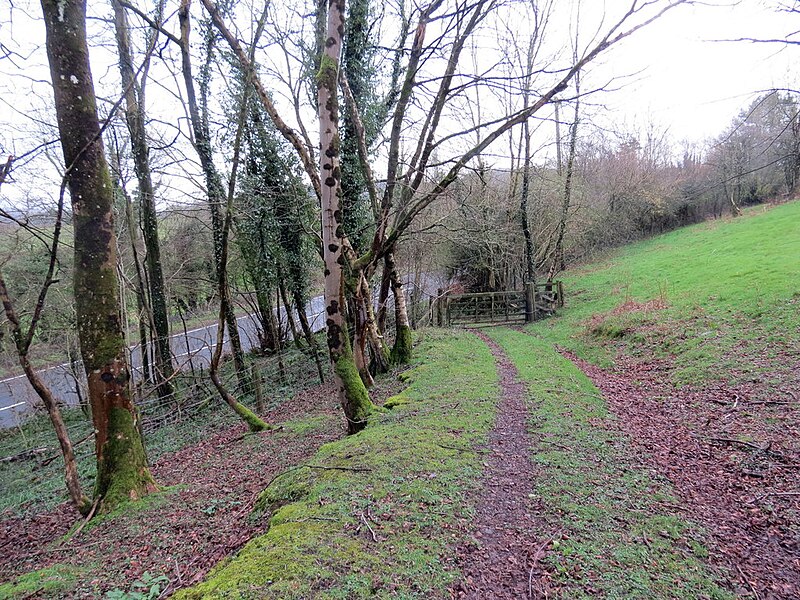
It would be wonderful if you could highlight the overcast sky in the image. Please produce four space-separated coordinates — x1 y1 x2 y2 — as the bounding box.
0 0 797 209
590 0 797 143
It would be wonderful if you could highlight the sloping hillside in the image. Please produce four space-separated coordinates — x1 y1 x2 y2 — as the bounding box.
1 202 797 598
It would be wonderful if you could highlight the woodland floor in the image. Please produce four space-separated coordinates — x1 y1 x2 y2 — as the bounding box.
1 330 799 598
0 377 399 598
565 348 800 599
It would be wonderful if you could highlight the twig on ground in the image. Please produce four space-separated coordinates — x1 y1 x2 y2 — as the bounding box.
736 564 760 600
528 533 558 599
260 462 374 494
0 447 49 463
359 511 378 542
701 436 787 461
61 496 100 545
750 490 800 504
307 464 372 472
174 558 184 587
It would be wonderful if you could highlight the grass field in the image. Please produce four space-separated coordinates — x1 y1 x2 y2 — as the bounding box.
535 201 800 384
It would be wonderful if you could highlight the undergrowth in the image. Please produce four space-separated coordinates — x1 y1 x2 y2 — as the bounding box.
487 327 734 599
173 329 499 599
0 346 323 517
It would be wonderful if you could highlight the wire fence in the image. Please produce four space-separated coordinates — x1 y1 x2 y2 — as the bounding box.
0 342 328 516
0 281 441 516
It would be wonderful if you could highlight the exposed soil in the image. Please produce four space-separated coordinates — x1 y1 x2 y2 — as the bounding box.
452 331 553 600
0 380 349 597
563 349 800 599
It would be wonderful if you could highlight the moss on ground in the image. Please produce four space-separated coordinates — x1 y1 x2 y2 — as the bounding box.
174 329 499 599
486 327 734 599
0 564 86 599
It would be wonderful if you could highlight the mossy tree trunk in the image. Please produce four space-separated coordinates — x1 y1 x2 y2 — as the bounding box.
352 277 375 387
40 0 156 512
360 272 390 374
319 0 374 434
112 0 175 399
207 74 270 434
386 251 412 364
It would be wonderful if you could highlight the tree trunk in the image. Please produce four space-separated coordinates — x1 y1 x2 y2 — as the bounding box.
548 70 580 282
256 285 281 353
41 0 156 512
319 0 374 434
278 276 303 350
0 274 91 515
292 287 325 383
386 251 412 364
178 0 250 393
118 170 152 384
519 117 536 288
112 0 175 399
352 279 375 387
361 273 390 374
376 263 391 334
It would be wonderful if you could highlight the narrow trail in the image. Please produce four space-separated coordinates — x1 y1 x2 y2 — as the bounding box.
453 330 548 599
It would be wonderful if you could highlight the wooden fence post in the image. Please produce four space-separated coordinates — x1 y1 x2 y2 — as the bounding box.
436 288 443 326
524 282 535 323
251 364 266 413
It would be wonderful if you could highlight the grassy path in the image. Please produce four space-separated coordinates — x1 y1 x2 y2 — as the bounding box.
485 327 733 599
173 330 501 599
453 330 544 599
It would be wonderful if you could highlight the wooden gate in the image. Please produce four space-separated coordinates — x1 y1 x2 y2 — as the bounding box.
438 282 564 327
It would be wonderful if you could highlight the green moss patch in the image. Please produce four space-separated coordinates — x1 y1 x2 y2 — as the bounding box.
486 327 733 599
174 329 499 599
0 564 86 599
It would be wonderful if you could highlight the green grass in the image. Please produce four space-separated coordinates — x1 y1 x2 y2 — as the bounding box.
486 327 733 599
535 202 800 384
174 329 499 599
0 564 88 599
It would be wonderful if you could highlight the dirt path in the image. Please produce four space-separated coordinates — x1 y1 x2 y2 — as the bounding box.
563 350 800 599
453 330 549 599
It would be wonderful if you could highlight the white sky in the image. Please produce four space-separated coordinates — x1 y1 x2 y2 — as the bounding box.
0 0 797 210
589 0 797 143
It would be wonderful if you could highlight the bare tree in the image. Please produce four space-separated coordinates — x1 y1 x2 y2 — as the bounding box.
112 0 176 400
0 192 90 514
203 0 689 432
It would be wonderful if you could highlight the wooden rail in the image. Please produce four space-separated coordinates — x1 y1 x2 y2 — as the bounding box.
437 281 564 327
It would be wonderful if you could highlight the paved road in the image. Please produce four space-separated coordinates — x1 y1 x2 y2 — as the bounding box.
0 295 327 429
0 274 443 428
